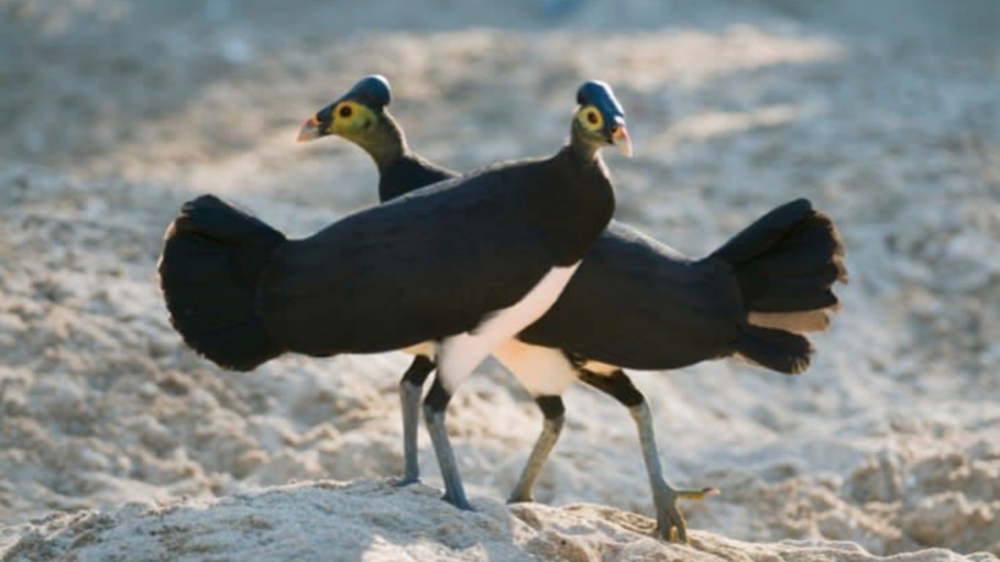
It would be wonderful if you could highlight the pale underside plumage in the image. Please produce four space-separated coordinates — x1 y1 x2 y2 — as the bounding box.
435 263 580 393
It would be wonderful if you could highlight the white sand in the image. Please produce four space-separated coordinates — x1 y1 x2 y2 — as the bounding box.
2 0 999 560
2 480 996 562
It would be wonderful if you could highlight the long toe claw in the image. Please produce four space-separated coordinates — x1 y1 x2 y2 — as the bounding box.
675 487 720 501
657 497 689 543
657 487 720 543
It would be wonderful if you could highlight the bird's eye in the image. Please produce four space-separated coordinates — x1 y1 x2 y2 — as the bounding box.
339 105 353 118
579 107 603 131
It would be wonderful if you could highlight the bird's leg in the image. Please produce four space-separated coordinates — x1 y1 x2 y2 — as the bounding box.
508 395 566 503
629 396 719 543
578 369 717 543
423 376 473 510
397 354 435 486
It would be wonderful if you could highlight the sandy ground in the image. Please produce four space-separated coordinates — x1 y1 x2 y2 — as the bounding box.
4 481 998 562
2 0 1000 560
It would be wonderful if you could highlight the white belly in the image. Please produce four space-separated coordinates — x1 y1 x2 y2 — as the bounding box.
492 340 578 397
436 262 581 393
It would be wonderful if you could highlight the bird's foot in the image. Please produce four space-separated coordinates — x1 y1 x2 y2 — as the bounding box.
506 491 535 504
394 474 421 487
442 491 474 512
654 485 719 543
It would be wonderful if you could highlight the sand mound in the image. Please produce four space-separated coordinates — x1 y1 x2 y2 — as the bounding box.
3 479 995 562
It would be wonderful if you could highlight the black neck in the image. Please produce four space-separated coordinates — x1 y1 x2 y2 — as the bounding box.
533 145 616 265
353 111 409 173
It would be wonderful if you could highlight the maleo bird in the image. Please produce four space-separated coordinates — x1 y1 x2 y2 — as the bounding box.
159 80 629 515
295 75 847 542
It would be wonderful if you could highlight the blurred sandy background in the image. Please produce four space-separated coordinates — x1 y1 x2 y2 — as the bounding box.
1 0 999 559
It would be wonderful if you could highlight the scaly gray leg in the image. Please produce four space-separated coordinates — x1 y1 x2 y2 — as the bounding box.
579 369 717 543
397 355 435 486
508 395 566 503
423 376 472 510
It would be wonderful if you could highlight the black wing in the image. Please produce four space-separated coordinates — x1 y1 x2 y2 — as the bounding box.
259 162 556 356
518 220 744 369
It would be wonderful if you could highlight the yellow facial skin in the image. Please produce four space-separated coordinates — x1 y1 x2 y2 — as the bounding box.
296 100 380 143
573 103 632 157
325 100 377 138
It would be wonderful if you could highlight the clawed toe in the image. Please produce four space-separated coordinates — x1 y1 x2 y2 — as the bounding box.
675 487 720 501
656 507 689 543
655 486 720 543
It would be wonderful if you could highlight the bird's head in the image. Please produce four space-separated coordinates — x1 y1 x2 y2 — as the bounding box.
297 74 392 143
572 80 632 157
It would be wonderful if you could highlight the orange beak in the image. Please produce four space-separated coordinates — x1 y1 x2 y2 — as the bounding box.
296 115 322 143
611 125 632 157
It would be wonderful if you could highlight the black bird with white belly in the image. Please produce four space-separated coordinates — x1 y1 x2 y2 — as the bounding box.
297 75 847 542
297 76 466 489
158 80 628 512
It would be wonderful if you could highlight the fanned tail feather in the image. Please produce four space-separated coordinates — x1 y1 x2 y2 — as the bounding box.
736 325 814 375
711 198 847 374
158 195 287 371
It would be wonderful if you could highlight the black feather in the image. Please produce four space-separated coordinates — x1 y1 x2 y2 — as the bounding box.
519 222 743 370
366 123 846 376
158 195 287 371
379 152 455 201
711 199 846 315
260 150 614 356
160 143 616 369
736 325 814 375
